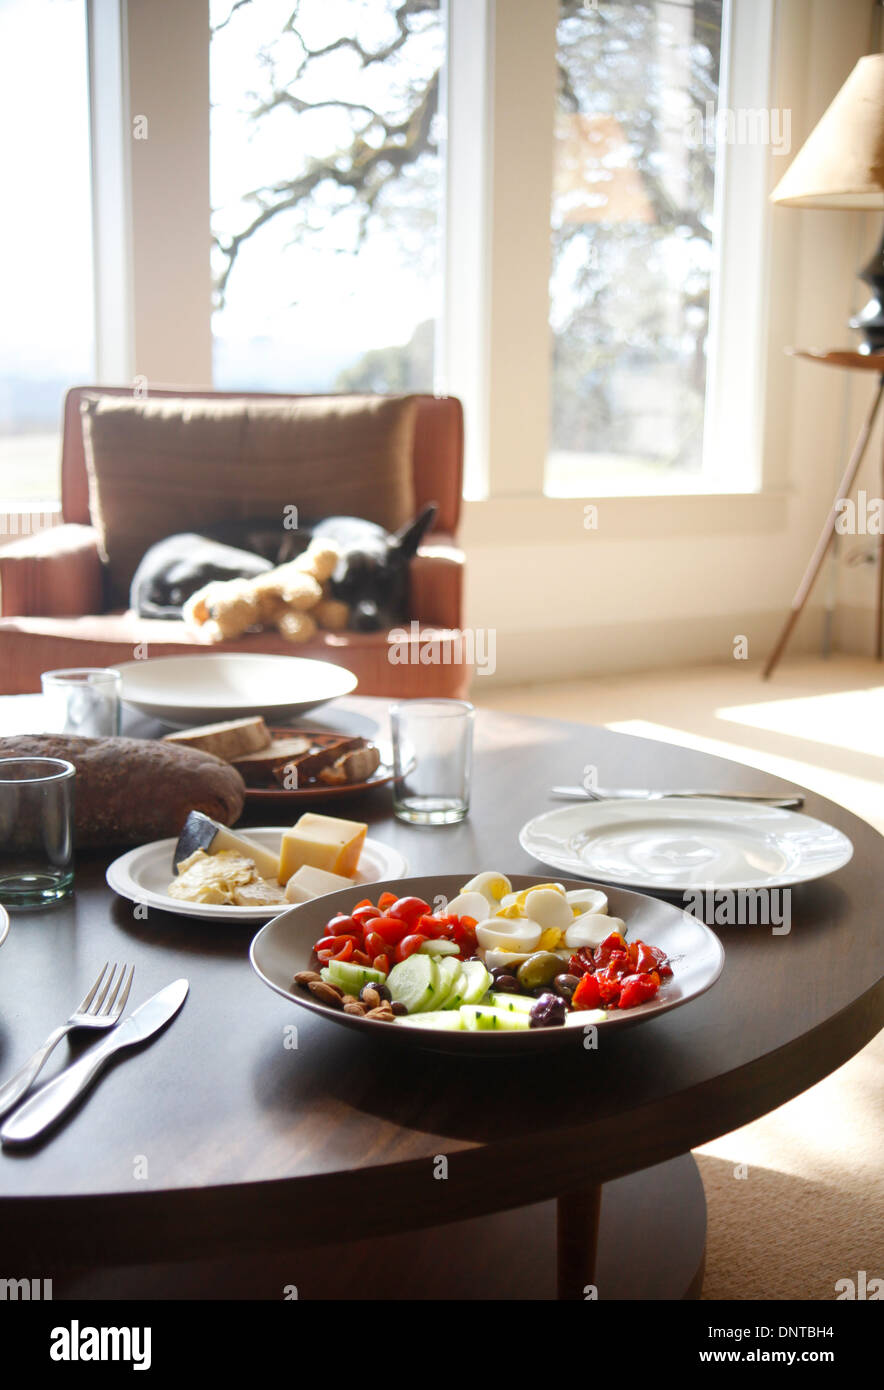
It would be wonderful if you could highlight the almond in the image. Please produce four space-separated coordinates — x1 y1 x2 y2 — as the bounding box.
364 1006 394 1021
307 981 344 1008
361 986 382 1010
294 970 322 987
341 993 359 1006
344 1003 366 1016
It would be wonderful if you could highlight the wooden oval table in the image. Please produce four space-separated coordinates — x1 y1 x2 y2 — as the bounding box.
0 695 881 1301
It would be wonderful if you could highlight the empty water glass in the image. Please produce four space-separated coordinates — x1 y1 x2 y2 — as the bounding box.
390 698 475 825
41 668 121 737
0 758 75 906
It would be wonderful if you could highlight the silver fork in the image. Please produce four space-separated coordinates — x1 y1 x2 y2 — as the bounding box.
0 962 134 1119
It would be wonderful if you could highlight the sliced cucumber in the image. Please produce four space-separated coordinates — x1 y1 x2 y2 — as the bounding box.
433 956 463 1009
323 960 387 994
418 938 461 956
442 968 469 1011
564 1009 608 1026
386 954 440 1014
460 1004 530 1031
395 1010 464 1031
459 959 492 1005
487 990 535 1014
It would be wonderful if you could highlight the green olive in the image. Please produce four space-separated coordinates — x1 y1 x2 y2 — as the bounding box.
516 951 563 989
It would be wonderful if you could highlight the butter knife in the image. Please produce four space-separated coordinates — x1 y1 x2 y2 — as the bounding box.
550 786 803 808
1 979 189 1145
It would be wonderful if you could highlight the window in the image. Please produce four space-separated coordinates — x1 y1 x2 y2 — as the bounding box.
547 0 725 495
209 0 446 394
0 0 94 507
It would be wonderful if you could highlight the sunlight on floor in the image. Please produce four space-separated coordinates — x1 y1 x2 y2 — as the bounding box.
716 687 884 760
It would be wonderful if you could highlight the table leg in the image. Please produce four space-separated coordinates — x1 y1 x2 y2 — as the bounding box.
556 1183 602 1299
763 375 884 679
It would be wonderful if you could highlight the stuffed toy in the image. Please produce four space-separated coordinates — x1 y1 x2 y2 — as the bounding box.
183 540 349 644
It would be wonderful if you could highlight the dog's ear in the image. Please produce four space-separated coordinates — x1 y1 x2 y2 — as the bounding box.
392 502 438 560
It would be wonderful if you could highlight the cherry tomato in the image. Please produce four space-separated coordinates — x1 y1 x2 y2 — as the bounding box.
389 896 431 927
315 949 333 964
331 939 354 962
568 952 591 977
372 953 391 975
394 933 427 963
353 898 374 910
314 933 357 953
352 904 381 929
364 930 386 958
572 972 602 1010
350 949 371 967
415 914 447 939
377 891 398 912
364 915 411 946
325 914 358 935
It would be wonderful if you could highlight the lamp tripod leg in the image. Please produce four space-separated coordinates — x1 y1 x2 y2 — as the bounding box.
763 376 884 679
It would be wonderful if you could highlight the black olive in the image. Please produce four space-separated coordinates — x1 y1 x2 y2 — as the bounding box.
529 992 568 1028
553 973 581 1003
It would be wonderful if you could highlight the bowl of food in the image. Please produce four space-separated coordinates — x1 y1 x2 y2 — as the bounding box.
250 871 725 1053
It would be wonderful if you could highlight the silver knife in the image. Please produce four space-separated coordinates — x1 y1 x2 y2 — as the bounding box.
550 786 803 808
0 979 189 1145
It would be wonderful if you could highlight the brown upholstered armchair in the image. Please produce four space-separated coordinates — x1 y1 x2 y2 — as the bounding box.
0 388 468 697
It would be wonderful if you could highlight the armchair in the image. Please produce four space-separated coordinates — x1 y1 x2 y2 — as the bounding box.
0 387 468 698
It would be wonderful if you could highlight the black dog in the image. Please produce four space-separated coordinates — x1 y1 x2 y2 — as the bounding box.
130 504 438 632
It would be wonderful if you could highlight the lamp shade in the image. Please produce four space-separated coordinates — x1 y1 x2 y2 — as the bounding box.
770 53 884 209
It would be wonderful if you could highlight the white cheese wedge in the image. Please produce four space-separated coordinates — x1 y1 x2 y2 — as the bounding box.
284 864 355 903
173 811 280 880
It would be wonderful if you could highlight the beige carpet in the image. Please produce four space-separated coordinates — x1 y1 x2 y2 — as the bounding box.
474 655 884 1300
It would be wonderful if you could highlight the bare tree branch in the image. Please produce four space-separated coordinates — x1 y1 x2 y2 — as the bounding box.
215 67 439 300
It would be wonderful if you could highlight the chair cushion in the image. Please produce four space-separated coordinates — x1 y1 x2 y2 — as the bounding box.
80 393 419 607
0 613 472 700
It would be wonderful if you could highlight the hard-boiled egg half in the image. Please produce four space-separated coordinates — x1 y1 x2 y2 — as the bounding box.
447 890 495 922
565 888 608 917
565 913 627 949
459 872 512 911
475 918 543 953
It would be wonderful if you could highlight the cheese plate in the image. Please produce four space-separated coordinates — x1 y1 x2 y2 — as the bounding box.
106 827 407 922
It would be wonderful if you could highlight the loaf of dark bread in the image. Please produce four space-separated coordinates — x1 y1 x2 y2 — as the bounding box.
0 735 246 848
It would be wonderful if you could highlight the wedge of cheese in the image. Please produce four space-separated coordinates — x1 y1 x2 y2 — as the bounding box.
173 810 280 881
284 864 355 903
278 813 367 884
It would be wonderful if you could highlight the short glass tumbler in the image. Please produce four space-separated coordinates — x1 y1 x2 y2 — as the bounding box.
41 667 121 737
0 758 76 907
390 699 475 826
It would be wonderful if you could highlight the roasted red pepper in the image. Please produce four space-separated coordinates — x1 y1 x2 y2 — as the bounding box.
618 971 661 1009
571 972 602 1010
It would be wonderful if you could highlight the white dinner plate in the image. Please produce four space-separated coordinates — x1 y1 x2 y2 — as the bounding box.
117 653 358 726
106 827 407 922
250 873 725 1054
0 905 8 949
519 798 853 892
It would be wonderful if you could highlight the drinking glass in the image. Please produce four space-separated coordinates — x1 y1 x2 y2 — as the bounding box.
390 699 474 825
0 758 76 907
41 667 121 737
